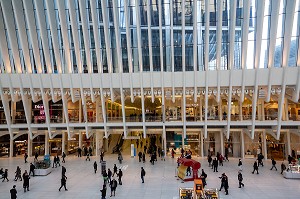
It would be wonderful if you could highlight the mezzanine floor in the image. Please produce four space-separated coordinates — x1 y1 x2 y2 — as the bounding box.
0 154 299 199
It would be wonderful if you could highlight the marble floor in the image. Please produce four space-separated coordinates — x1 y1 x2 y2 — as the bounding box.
0 154 299 199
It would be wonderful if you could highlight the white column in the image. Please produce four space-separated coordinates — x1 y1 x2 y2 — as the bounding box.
11 102 16 124
62 132 65 154
163 125 167 156
200 131 204 157
96 131 99 156
28 133 32 157
79 132 82 148
199 97 203 121
182 132 185 149
263 130 267 160
79 100 82 122
10 137 14 157
284 98 289 121
232 132 240 157
45 131 49 155
220 131 224 156
241 131 245 159
287 131 291 156
239 102 243 121
219 100 222 121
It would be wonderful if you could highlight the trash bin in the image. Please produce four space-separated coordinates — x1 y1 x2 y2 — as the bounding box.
101 161 106 174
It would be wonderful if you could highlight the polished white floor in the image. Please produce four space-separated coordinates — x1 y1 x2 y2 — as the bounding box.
0 154 299 199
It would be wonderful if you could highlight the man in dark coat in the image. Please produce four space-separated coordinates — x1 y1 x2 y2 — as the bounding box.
238 171 244 188
29 163 35 177
59 175 68 191
77 147 82 157
113 164 118 177
62 166 66 177
141 167 146 183
270 158 277 171
252 161 259 174
213 158 218 172
117 169 123 185
219 173 229 195
24 152 28 163
107 168 112 183
10 185 17 199
22 170 30 192
2 169 9 182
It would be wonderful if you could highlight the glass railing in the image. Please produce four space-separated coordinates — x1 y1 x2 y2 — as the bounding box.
288 114 300 121
145 115 162 122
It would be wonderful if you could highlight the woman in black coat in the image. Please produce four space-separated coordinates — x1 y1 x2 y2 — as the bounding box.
22 170 30 192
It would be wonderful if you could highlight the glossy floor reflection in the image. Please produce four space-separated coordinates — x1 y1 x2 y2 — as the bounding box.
0 154 299 199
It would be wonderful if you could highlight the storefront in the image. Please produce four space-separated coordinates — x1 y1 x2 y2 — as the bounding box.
0 134 10 157
0 101 8 124
32 135 45 156
266 132 286 160
14 101 26 124
32 101 46 124
244 131 263 157
49 100 63 123
49 135 62 156
204 131 221 156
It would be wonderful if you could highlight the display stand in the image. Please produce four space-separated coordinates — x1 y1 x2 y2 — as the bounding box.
177 158 201 182
283 165 300 179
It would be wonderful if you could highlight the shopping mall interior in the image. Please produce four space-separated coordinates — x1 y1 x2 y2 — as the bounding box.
0 0 300 161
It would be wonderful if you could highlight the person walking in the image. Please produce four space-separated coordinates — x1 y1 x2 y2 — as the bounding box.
141 167 146 183
213 158 218 172
94 161 97 173
34 152 38 162
62 152 66 163
107 168 112 183
14 166 22 181
24 152 28 163
103 170 108 185
2 169 9 182
138 151 142 162
77 147 82 157
238 159 243 171
56 155 61 167
281 162 286 174
288 155 293 164
161 149 165 161
113 164 118 177
118 153 123 164
238 171 244 188
22 170 30 192
257 153 264 167
86 152 91 161
117 169 123 185
219 173 229 195
252 161 259 174
200 169 207 188
110 178 118 197
207 155 212 167
100 151 104 162
270 158 277 171
171 149 175 158
100 184 107 199
10 185 17 199
29 163 35 177
142 152 146 163
62 166 66 177
53 156 57 168
59 175 68 191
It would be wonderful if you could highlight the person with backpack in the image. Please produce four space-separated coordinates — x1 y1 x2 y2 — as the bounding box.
110 178 118 197
270 158 277 171
200 169 207 188
257 153 264 167
141 167 146 183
